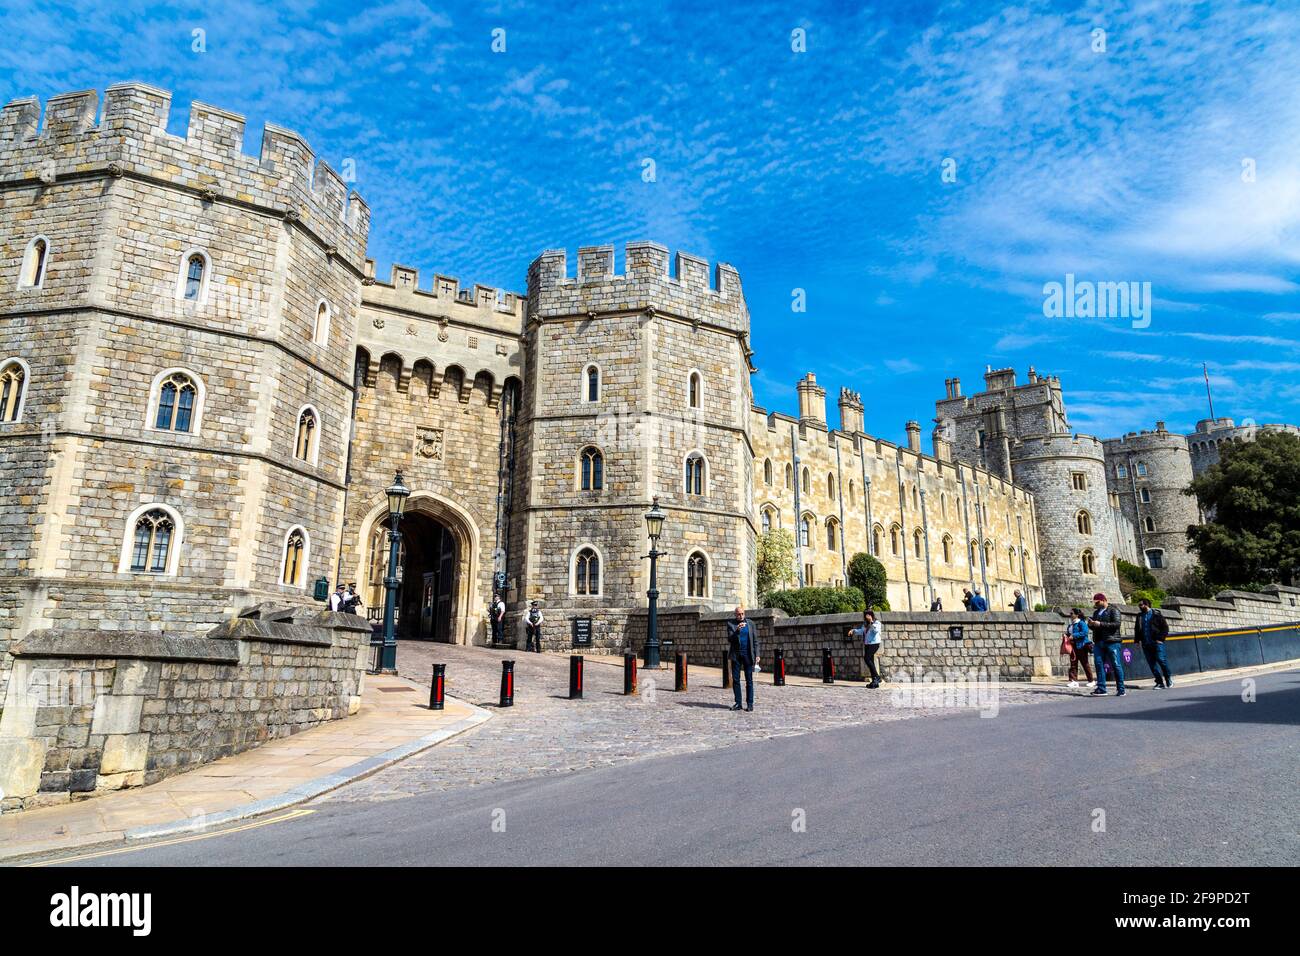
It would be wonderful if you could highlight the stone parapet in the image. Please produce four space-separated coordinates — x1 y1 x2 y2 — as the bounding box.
0 604 369 812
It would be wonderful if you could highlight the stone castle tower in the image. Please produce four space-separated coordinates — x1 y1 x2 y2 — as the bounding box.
935 366 1126 602
1102 422 1201 586
513 243 757 643
0 83 369 693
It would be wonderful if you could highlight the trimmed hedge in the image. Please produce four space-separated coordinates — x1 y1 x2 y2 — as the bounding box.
763 586 866 617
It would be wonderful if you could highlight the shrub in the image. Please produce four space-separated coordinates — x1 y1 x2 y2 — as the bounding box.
1117 559 1158 598
1127 588 1166 608
847 552 889 610
763 586 865 617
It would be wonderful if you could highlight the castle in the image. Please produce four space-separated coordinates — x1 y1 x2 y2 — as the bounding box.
0 84 1282 671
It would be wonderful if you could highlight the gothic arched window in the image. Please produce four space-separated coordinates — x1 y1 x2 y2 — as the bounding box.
685 454 706 495
575 547 600 595
282 528 308 587
154 371 198 433
687 551 708 597
1081 549 1097 575
296 407 319 463
20 236 49 288
580 446 604 491
0 359 26 423
1077 510 1093 535
129 508 176 574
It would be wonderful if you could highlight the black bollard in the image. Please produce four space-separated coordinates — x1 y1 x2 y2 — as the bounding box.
623 652 638 696
773 648 787 687
722 649 732 689
675 652 688 692
569 655 584 700
429 663 446 710
822 647 835 684
500 659 515 707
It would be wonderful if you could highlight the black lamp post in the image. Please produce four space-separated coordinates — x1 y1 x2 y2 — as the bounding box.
643 496 666 668
377 470 410 674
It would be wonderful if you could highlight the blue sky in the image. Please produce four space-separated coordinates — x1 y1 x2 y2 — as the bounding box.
4 0 1299 444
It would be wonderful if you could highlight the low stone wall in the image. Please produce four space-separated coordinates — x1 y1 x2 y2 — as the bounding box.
626 606 1061 681
1149 585 1300 633
0 604 370 812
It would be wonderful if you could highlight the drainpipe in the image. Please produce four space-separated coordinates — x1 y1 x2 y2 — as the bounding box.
973 478 990 599
834 439 848 582
920 488 934 608
959 463 976 593
895 448 913 610
791 425 804 587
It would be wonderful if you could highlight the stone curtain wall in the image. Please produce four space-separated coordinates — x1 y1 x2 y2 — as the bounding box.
1120 585 1300 633
625 606 1060 681
0 605 369 812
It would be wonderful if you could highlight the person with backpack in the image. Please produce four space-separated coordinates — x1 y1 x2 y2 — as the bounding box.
524 601 544 652
489 593 506 644
847 609 883 688
1064 607 1094 687
1135 597 1173 688
1087 592 1125 696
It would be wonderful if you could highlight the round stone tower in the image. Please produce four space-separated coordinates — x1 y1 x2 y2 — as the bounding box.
1009 433 1121 603
1102 422 1200 586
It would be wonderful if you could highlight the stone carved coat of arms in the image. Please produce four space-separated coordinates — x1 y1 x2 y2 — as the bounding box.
416 426 444 461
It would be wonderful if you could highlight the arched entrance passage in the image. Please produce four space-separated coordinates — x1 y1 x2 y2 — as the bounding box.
355 491 480 645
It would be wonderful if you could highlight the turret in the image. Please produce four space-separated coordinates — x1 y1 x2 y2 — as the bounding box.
838 387 864 434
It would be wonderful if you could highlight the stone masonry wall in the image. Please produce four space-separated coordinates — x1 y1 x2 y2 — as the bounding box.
0 604 369 812
626 606 1059 681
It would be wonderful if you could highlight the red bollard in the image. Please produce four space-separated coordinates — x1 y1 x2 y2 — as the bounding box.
429 663 446 710
569 655 584 700
774 649 786 687
623 653 638 696
822 648 835 684
500 659 515 707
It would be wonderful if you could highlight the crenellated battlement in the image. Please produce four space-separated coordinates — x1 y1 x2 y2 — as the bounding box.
0 82 369 267
526 242 748 333
1013 432 1106 461
362 259 524 321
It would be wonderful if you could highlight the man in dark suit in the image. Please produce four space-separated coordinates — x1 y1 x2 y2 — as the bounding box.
726 606 759 712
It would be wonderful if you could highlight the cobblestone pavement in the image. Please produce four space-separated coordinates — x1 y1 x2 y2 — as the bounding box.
320 642 1077 805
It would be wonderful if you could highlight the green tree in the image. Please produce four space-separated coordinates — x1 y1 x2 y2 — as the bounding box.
756 528 795 598
847 552 890 610
1116 558 1157 596
1186 431 1300 588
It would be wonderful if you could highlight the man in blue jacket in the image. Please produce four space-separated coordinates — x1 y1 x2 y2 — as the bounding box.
726 606 759 712
969 588 989 612
1135 597 1173 688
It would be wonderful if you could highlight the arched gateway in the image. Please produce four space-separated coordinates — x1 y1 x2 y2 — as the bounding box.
354 491 481 645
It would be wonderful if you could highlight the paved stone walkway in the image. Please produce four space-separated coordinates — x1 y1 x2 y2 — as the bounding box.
320 642 1076 805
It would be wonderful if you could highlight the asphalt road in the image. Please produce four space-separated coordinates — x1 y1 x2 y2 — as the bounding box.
51 669 1300 866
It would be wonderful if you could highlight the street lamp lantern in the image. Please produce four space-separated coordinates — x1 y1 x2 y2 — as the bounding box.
375 470 409 675
386 471 410 520
644 496 665 541
643 496 666 669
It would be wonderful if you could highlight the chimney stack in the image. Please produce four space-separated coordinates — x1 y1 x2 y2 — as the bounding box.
838 387 864 434
905 420 922 453
797 372 827 427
